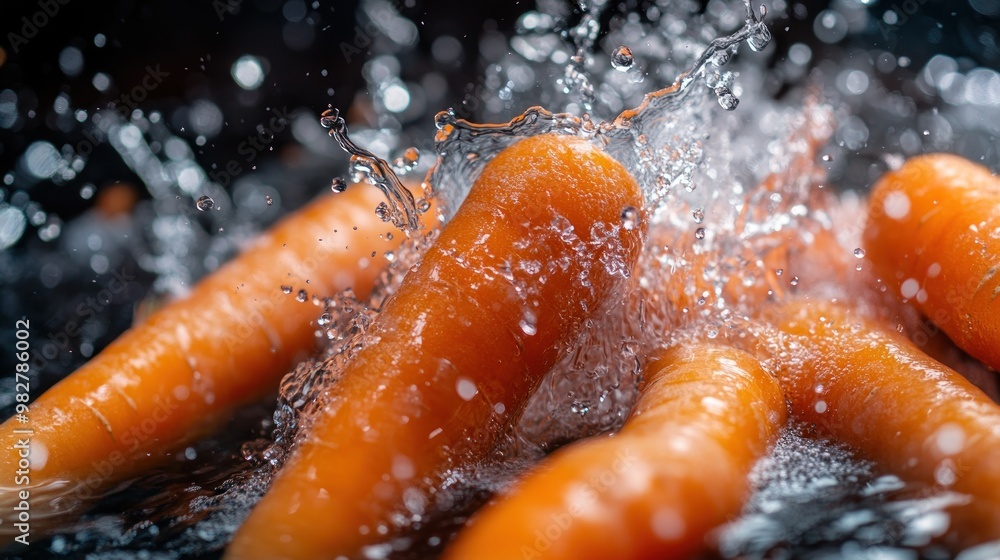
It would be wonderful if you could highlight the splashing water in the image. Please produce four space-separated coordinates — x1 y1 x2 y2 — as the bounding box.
320 107 422 231
16 0 1000 557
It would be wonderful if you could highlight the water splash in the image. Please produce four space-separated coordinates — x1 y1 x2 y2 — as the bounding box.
320 107 421 231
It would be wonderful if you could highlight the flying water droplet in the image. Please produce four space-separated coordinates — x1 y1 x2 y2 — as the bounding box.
265 195 273 206
692 208 705 223
296 289 308 303
281 285 292 294
695 227 706 240
375 202 390 222
331 177 347 193
854 248 866 258
196 195 215 211
715 87 739 111
611 46 634 71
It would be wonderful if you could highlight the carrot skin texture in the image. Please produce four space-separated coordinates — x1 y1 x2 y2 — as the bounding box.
771 300 1000 545
225 134 644 560
442 344 786 560
864 154 1000 370
0 187 397 535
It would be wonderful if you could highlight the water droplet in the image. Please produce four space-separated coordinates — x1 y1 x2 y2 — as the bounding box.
519 309 538 336
822 154 834 162
620 206 639 230
265 195 273 206
196 195 215 211
296 289 308 303
775 268 783 276
747 23 771 52
416 197 431 213
790 276 800 286
854 247 866 258
692 208 704 223
434 109 456 130
712 50 732 67
611 46 634 71
403 147 420 169
715 87 739 110
375 202 390 222
331 177 347 193
695 227 706 240
281 285 292 294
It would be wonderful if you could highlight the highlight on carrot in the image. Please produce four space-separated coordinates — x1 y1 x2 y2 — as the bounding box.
0 185 400 539
224 133 645 560
768 299 1000 547
863 153 1000 371
442 343 786 560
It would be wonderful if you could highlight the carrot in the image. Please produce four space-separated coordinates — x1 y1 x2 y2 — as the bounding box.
442 343 786 560
768 299 1000 546
224 133 644 560
0 185 400 539
863 153 1000 371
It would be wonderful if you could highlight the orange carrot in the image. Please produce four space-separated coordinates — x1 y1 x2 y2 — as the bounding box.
442 343 786 560
224 133 644 560
0 185 399 539
769 299 1000 547
864 154 1000 371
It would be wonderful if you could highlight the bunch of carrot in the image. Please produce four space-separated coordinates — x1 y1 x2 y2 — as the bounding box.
3 130 1000 560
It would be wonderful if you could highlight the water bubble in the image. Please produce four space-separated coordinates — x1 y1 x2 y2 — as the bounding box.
196 195 215 211
620 206 639 230
854 248 866 258
692 207 705 223
611 46 634 71
331 177 347 193
695 227 706 240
